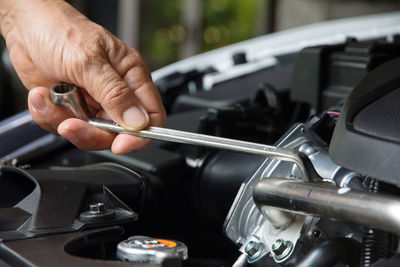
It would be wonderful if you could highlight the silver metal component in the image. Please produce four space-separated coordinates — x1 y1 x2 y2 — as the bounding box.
298 143 317 156
79 202 115 222
338 171 362 188
89 203 106 214
116 236 188 264
232 253 248 267
271 239 293 261
253 178 400 234
50 83 92 121
262 206 295 229
49 83 320 181
224 122 363 264
244 241 265 261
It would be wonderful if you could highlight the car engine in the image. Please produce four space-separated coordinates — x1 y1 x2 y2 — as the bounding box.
1 13 400 267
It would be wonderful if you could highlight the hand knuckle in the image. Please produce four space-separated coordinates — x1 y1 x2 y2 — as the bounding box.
102 82 131 107
79 26 108 59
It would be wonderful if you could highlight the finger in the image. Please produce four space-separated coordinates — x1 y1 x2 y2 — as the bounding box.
58 118 116 150
30 87 117 150
111 134 150 154
130 82 166 127
82 62 150 131
110 112 161 154
28 87 73 134
29 86 148 152
108 44 166 127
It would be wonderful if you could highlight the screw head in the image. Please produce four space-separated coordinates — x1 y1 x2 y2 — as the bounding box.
244 241 265 262
272 239 293 261
272 239 284 255
312 229 321 239
245 241 258 257
89 203 106 214
80 202 115 222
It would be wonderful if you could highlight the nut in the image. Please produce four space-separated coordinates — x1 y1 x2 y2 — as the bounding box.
272 239 293 261
89 203 106 214
80 202 115 222
244 241 265 262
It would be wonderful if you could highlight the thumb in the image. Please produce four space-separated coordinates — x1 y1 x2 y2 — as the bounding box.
83 64 150 130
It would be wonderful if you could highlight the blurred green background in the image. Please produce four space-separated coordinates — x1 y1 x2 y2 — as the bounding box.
140 0 258 68
81 0 399 70
0 0 399 118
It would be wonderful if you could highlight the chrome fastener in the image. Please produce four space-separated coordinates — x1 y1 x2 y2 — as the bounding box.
272 239 293 261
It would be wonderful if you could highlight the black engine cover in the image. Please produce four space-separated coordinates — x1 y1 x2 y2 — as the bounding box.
330 57 400 185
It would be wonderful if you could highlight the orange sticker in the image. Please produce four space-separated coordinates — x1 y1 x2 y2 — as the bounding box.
157 239 177 248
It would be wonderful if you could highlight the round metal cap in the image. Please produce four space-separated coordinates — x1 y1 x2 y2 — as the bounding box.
116 236 188 264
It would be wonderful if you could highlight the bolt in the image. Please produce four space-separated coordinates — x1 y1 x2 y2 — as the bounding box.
245 241 258 257
312 229 321 239
80 202 115 222
272 239 284 255
89 203 106 214
272 239 293 261
244 241 264 261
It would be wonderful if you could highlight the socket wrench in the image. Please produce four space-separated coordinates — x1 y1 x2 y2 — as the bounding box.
49 83 320 181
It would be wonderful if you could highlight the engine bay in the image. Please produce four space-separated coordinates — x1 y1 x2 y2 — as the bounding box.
1 14 400 267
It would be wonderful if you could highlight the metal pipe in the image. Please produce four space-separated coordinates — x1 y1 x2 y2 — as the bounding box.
253 178 400 233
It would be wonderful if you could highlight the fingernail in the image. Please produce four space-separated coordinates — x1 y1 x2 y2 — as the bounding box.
30 93 47 113
123 106 149 129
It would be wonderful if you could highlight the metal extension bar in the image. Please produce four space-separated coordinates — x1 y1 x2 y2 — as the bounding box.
49 83 321 181
253 178 400 233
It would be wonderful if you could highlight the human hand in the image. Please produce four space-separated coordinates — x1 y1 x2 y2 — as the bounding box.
0 0 166 154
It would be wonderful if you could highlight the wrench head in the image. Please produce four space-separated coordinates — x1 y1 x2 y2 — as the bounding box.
50 83 92 121
50 83 78 106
